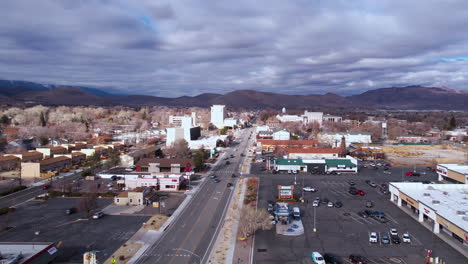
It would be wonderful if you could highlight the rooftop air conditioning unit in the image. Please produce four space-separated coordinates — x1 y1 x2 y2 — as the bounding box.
423 193 430 196
432 200 440 204
456 211 466 215
443 191 448 195
463 216 468 222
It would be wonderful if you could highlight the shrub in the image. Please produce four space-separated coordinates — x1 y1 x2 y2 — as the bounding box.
0 207 15 215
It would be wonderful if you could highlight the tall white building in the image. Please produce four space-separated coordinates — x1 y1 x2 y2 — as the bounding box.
303 111 323 125
169 116 192 128
211 105 227 128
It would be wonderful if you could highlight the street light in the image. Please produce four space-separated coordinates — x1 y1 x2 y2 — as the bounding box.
313 206 317 232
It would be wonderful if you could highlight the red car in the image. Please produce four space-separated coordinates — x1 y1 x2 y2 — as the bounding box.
42 185 50 190
405 172 421 177
356 189 366 196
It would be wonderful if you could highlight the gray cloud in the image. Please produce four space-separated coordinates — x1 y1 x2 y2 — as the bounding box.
1 0 468 97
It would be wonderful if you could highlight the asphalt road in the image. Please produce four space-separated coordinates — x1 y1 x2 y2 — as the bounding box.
0 171 83 208
252 163 467 264
134 128 254 264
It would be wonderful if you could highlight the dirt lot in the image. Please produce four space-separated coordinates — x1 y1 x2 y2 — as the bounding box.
382 144 467 166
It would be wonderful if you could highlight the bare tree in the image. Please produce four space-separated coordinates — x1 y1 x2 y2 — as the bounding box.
164 139 191 158
238 207 273 239
77 193 98 218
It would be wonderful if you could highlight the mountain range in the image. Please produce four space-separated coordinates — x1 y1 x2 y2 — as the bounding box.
0 79 467 110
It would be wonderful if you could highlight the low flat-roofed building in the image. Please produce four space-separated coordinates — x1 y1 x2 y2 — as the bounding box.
436 164 468 184
286 147 341 159
5 151 44 162
0 242 58 264
73 148 96 157
114 186 156 206
272 158 307 172
136 158 194 174
389 182 468 248
0 155 21 171
35 146 68 158
21 156 72 178
54 152 86 165
325 158 358 173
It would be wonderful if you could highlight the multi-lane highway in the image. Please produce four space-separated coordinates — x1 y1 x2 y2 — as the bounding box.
134 127 254 264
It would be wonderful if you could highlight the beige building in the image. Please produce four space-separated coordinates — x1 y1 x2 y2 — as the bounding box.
114 187 156 206
0 156 21 171
54 152 86 165
5 151 43 162
73 148 95 157
21 156 72 178
437 164 468 184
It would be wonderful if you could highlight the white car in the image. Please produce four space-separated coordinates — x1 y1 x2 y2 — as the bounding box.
369 232 378 243
311 252 326 264
402 233 411 243
303 187 316 192
327 201 334 208
312 199 320 207
390 228 398 236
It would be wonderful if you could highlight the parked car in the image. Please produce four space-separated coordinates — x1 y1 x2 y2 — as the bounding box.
390 228 398 236
226 161 230 165
358 211 368 218
405 171 420 177
381 235 390 244
92 211 104 219
323 253 341 264
369 232 378 243
391 235 401 244
334 201 343 208
402 233 411 243
107 183 113 188
349 187 357 195
327 201 334 208
369 182 377 187
383 167 389 171
226 182 233 187
210 175 217 179
213 179 221 183
313 199 320 207
311 252 326 264
231 173 237 178
356 190 365 196
365 201 373 208
322 198 329 205
303 187 317 192
348 181 355 186
375 216 388 223
349 255 367 264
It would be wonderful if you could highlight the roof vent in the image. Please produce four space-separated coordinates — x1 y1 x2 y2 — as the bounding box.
423 193 430 196
463 216 468 222
432 200 440 204
443 191 448 195
456 211 466 215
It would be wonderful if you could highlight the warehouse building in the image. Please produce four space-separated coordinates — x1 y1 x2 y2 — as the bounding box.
389 182 468 248
5 151 44 162
436 164 468 184
21 156 72 178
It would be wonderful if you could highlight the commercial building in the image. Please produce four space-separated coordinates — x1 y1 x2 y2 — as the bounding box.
136 158 194 174
285 148 341 160
73 148 96 157
436 164 468 184
389 182 468 247
114 187 156 206
320 132 372 148
325 158 358 173
272 158 308 172
256 139 318 152
0 242 59 264
211 105 226 128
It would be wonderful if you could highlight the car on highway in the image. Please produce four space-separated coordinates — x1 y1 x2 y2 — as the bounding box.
92 211 104 219
327 201 334 208
402 233 411 243
303 187 317 192
349 255 367 264
381 235 390 244
390 228 398 236
334 201 343 208
213 179 221 183
405 171 420 177
42 184 51 190
369 232 378 243
311 252 326 264
323 253 341 264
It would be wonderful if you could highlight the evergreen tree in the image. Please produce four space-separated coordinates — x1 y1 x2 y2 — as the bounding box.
449 116 456 130
39 112 47 127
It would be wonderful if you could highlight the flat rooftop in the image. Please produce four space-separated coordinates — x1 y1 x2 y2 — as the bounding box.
391 182 468 232
438 164 468 175
0 242 56 264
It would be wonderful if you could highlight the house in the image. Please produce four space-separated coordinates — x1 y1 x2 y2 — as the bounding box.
285 148 341 159
5 151 44 162
35 146 68 158
159 175 186 191
21 156 72 178
114 187 156 206
136 158 194 174
0 156 21 171
54 152 86 165
273 158 308 172
73 148 95 157
273 130 290 140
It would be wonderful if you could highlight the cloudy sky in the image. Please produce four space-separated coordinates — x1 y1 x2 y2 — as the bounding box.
1 0 468 97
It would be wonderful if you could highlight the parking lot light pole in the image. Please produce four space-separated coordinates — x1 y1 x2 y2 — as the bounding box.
313 206 317 232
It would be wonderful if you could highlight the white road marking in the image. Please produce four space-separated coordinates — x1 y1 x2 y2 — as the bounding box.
385 213 400 224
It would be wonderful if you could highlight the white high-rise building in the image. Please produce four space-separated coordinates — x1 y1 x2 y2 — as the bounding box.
211 105 226 128
191 112 197 127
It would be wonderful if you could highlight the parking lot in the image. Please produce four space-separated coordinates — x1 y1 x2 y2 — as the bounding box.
251 163 466 264
0 198 150 263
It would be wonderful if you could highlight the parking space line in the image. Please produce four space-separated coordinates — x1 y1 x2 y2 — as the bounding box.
379 232 382 245
385 213 400 224
367 258 380 264
377 257 393 264
409 232 423 246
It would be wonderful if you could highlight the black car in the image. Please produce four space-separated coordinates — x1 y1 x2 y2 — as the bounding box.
231 173 237 178
349 254 367 264
213 179 221 183
335 201 343 208
226 182 233 187
226 161 230 165
391 235 401 244
322 198 329 205
210 175 217 179
348 181 355 186
384 167 389 170
324 253 341 264
65 208 76 215
349 186 357 195
358 211 368 218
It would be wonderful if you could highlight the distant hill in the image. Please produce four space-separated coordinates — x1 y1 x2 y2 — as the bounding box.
0 79 467 110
